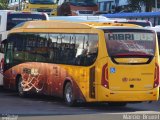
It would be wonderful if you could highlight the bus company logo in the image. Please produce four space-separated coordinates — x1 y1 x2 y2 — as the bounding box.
122 77 141 82
122 77 128 82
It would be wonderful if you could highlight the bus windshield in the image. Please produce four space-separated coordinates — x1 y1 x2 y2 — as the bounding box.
29 0 55 4
104 29 155 57
7 13 47 31
70 0 97 6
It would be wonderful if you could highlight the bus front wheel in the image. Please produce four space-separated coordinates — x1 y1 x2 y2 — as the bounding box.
17 77 26 97
64 82 76 106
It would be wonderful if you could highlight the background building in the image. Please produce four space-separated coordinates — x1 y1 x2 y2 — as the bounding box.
97 0 114 12
97 0 160 13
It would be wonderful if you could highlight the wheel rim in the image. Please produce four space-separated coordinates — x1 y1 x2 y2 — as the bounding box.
65 86 72 103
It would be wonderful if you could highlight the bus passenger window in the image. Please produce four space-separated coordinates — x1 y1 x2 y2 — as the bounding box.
75 34 98 66
4 42 13 64
12 34 26 63
75 49 88 65
48 33 98 66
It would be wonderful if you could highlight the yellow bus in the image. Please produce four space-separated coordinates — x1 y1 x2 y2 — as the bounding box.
3 21 159 106
22 0 58 16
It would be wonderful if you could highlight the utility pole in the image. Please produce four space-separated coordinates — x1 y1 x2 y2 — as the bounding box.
155 0 157 11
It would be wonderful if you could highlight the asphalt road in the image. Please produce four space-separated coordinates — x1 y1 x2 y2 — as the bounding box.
0 87 159 120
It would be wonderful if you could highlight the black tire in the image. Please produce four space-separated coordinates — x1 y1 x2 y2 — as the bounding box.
17 77 27 97
108 102 127 107
64 82 76 106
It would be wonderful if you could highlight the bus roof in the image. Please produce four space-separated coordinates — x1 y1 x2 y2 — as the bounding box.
0 10 15 13
7 11 49 20
9 20 146 33
0 10 48 16
8 11 48 15
10 20 92 31
49 16 114 22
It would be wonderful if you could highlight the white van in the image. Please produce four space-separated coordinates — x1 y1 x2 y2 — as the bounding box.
0 10 15 43
49 16 114 22
149 26 160 45
49 16 152 27
113 19 153 27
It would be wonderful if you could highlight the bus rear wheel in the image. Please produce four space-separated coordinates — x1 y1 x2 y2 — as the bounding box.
17 77 26 97
64 82 76 106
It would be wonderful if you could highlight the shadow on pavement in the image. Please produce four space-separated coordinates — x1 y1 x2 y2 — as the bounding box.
0 87 159 117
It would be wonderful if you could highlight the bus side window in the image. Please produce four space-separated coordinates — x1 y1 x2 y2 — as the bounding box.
4 42 14 64
75 34 98 66
76 48 88 65
48 33 98 66
88 35 98 64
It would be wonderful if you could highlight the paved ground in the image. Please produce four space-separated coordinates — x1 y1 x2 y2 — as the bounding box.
0 87 159 120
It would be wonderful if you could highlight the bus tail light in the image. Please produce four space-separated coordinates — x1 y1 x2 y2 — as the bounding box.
101 64 109 88
154 63 159 88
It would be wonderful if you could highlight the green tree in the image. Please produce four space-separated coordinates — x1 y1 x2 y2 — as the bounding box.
0 0 8 10
128 0 154 12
